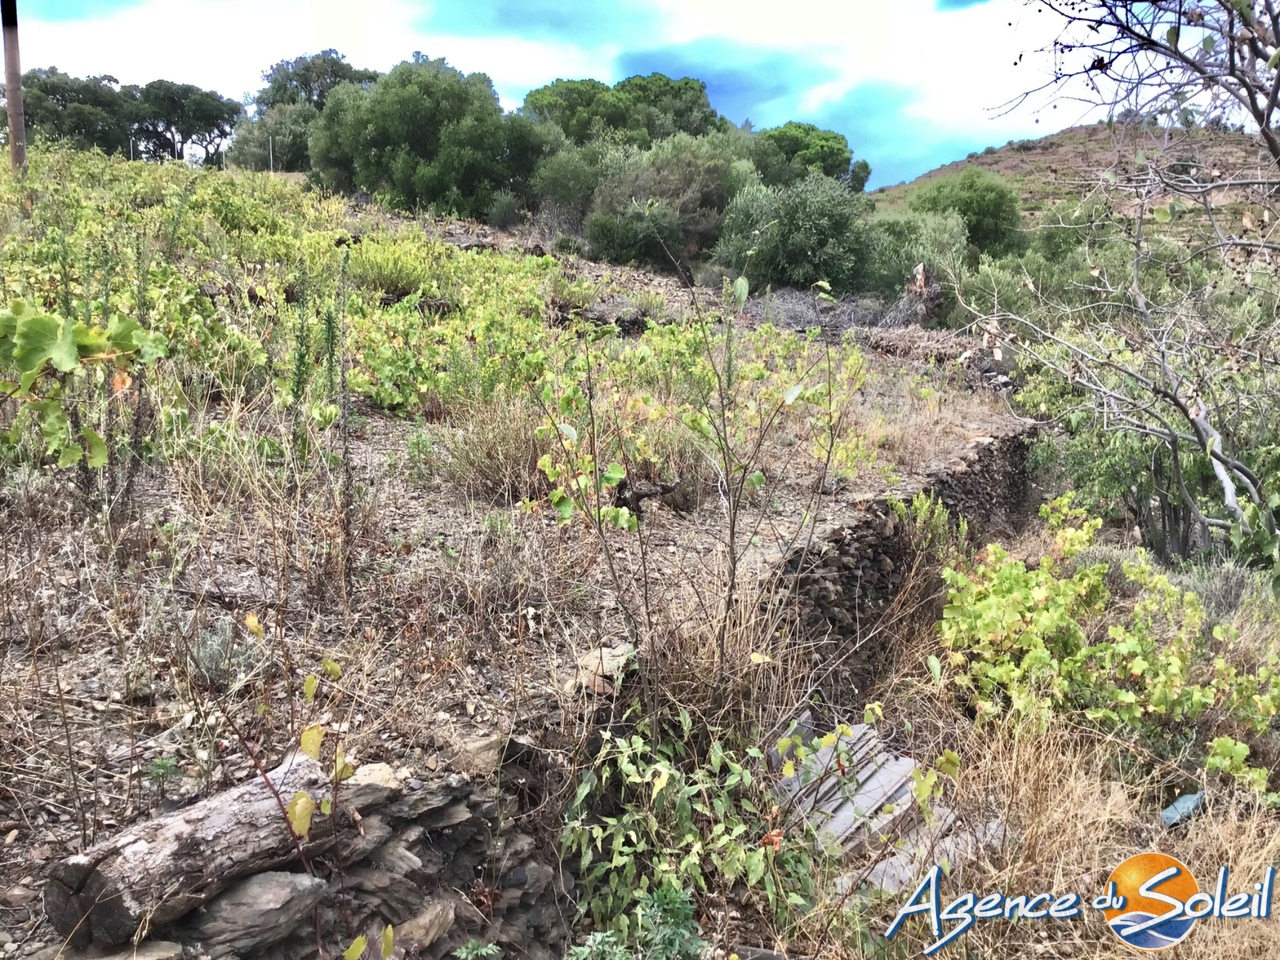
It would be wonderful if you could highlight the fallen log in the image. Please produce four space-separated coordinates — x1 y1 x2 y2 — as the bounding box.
43 753 404 948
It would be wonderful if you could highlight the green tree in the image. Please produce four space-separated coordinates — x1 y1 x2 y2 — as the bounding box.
130 79 242 162
759 121 859 183
17 67 131 154
521 78 612 143
256 49 378 111
521 73 726 148
227 102 318 172
611 73 727 142
309 55 508 216
498 112 565 205
909 167 1024 256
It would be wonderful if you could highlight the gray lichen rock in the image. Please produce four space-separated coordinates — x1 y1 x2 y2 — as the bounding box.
171 872 329 958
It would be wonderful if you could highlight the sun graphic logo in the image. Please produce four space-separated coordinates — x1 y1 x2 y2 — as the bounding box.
1100 852 1200 951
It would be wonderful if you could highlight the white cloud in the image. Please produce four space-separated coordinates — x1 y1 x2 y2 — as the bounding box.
22 0 1105 181
23 0 609 108
645 0 1100 139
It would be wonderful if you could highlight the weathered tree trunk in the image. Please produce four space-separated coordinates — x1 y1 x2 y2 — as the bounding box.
1 0 25 174
42 753 403 948
38 741 571 960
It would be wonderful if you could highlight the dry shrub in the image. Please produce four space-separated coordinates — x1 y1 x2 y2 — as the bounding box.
428 395 552 505
847 369 1009 476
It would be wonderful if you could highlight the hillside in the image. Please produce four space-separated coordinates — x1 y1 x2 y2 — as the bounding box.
4 138 1280 960
872 121 1273 236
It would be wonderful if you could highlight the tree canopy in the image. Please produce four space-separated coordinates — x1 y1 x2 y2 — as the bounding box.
309 55 556 216
131 80 242 161
19 68 131 154
521 73 728 147
11 68 241 161
255 49 379 112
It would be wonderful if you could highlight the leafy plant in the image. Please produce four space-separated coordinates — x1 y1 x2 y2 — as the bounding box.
563 709 818 939
938 495 1280 788
452 940 502 960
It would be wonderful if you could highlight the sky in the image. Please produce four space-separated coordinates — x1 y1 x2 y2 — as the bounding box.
21 0 1100 189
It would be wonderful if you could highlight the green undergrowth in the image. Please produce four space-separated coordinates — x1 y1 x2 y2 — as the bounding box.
0 146 876 506
937 494 1280 801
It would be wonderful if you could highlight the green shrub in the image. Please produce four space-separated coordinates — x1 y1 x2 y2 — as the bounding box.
723 157 762 199
531 144 601 218
553 233 587 256
486 189 521 229
590 131 740 255
585 201 684 271
938 495 1280 789
864 210 970 295
346 236 433 298
909 167 1025 256
563 713 820 937
1031 197 1110 262
712 172 874 294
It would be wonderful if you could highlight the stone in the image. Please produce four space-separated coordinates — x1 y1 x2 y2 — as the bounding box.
453 734 506 777
565 643 635 695
29 944 183 960
0 883 36 907
399 899 456 949
169 872 328 958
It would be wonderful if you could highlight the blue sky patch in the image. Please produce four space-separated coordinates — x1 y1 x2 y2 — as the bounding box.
27 0 143 21
422 0 654 47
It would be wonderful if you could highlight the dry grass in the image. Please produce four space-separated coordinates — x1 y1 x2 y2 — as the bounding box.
782 537 1280 960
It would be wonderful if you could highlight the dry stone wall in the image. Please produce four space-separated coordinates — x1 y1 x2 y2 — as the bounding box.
764 429 1035 652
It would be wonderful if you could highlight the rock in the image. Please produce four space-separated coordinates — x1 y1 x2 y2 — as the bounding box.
399 899 456 949
168 872 328 958
452 734 506 776
0 884 36 907
565 643 635 694
0 935 10 947
1161 792 1204 827
29 944 183 960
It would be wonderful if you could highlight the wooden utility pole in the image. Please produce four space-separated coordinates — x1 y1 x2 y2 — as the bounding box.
2 0 24 174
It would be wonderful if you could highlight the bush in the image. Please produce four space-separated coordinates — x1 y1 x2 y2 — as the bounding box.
939 495 1280 778
864 210 970 295
586 201 684 271
311 55 550 217
909 167 1025 256
228 102 319 172
553 233 587 256
590 131 740 255
531 144 601 219
711 172 874 294
1031 197 1109 262
487 189 520 228
723 157 761 199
